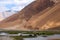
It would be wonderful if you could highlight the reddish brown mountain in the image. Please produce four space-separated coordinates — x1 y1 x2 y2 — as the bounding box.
0 0 60 30
0 0 53 23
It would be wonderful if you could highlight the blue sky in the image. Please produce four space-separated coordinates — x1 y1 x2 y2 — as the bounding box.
0 0 35 21
0 0 35 12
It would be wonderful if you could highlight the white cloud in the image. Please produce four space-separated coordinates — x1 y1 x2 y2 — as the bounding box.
11 6 23 11
0 0 14 5
0 0 35 12
0 0 35 20
11 0 35 11
0 12 4 21
0 6 9 12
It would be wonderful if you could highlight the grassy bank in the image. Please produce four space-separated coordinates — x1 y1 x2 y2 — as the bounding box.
0 30 60 35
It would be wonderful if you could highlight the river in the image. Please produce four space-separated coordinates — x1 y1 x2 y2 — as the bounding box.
24 34 60 40
0 34 60 40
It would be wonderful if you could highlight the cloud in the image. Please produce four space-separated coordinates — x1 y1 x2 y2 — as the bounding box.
0 0 35 20
0 6 9 12
0 12 4 21
0 0 35 12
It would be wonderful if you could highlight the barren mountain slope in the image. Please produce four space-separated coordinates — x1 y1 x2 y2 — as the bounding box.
26 3 60 30
0 0 53 30
0 0 51 23
0 0 60 30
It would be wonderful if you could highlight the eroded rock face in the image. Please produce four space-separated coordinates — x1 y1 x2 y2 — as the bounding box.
50 0 60 3
0 0 59 30
25 3 60 30
0 0 52 22
23 0 53 21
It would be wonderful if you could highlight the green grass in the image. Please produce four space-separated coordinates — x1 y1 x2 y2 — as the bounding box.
0 30 60 35
1 30 60 40
12 36 23 40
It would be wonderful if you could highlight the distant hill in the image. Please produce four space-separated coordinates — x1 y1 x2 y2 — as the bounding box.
0 12 4 21
0 11 17 21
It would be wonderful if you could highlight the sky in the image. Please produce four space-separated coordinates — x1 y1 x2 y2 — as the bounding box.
0 0 35 12
0 0 35 21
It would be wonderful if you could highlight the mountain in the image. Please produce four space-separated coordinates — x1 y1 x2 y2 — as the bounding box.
0 11 17 21
28 3 60 30
0 0 60 31
0 12 4 21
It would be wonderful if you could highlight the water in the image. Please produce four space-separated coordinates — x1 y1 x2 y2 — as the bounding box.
24 34 60 40
0 35 60 40
0 36 14 40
